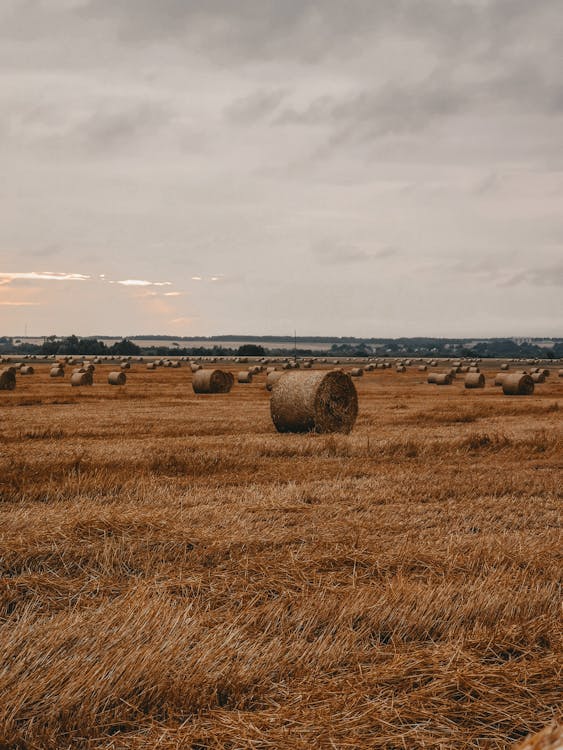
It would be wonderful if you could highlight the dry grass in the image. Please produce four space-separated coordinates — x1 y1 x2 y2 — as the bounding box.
0 364 561 749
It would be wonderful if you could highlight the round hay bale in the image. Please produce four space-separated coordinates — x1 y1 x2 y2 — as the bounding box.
192 369 233 394
270 370 358 434
396 365 406 373
428 372 453 385
513 722 562 750
418 365 427 371
108 371 126 385
500 363 509 371
120 362 131 370
502 373 534 396
464 372 485 388
70 371 93 387
20 365 34 375
50 366 65 378
190 363 202 373
238 371 253 384
467 366 480 373
350 368 363 377
531 372 545 383
494 373 508 386
559 369 563 378
0 368 16 390
266 371 284 391
146 362 157 370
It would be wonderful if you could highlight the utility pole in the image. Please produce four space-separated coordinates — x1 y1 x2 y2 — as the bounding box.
294 329 297 362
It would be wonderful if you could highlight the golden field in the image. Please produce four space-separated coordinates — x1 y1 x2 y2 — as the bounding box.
0 363 561 749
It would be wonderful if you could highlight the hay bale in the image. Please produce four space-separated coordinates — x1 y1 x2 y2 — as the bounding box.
266 371 284 391
108 371 126 385
513 723 563 750
50 366 65 378
428 372 453 385
238 371 253 384
0 368 16 390
531 372 545 383
502 373 534 396
192 369 233 394
270 370 358 434
350 368 363 377
559 369 563 378
120 362 131 370
494 373 508 386
190 363 202 373
146 362 157 370
396 365 406 373
20 365 34 375
500 363 509 371
465 372 485 388
418 365 427 371
70 371 93 387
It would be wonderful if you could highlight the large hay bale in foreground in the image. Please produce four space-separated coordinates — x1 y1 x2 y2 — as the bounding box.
0 368 16 390
270 370 358 434
513 723 562 750
266 371 284 391
192 369 233 394
70 371 93 387
465 372 485 388
502 373 534 396
108 371 126 386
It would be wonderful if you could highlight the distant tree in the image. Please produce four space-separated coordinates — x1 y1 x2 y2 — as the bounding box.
237 344 265 357
110 339 141 356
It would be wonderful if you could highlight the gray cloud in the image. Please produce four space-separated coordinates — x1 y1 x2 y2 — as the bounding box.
312 241 398 266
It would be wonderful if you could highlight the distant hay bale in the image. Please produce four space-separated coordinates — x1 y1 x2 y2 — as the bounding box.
350 368 363 377
70 371 93 387
20 365 34 375
464 372 485 388
50 366 65 378
502 373 534 396
559 369 563 378
531 372 545 383
0 368 16 390
468 366 480 373
190 363 202 373
418 365 427 371
428 372 453 385
108 371 126 386
513 723 563 750
192 369 233 394
494 373 508 386
266 371 284 391
270 370 358 434
238 371 253 384
396 365 406 373
500 363 509 370
120 362 131 370
146 363 157 370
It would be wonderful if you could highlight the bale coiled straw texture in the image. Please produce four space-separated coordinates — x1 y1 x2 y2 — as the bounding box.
270 370 358 434
502 373 534 396
464 372 485 389
192 369 234 394
70 371 93 387
0 368 16 390
513 723 563 750
108 372 127 386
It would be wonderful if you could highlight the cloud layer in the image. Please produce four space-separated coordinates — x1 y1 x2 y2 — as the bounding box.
0 0 561 336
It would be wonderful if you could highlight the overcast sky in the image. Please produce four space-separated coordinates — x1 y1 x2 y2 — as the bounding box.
1 0 561 338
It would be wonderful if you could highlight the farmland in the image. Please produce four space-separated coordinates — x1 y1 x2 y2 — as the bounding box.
0 361 561 749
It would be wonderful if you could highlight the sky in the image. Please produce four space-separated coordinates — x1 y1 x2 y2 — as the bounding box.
0 0 562 338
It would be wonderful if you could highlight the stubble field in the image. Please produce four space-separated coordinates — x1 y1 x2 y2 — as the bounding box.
0 363 561 749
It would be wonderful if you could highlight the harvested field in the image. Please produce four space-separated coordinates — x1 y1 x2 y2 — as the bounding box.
0 363 561 749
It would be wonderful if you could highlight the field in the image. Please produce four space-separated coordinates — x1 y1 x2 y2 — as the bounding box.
0 362 561 749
